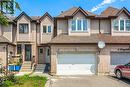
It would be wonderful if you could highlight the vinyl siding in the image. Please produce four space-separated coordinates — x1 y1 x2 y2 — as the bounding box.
40 16 53 44
17 15 31 42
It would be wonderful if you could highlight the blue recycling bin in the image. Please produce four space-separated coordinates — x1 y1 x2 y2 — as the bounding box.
9 65 15 71
15 65 21 71
9 65 21 71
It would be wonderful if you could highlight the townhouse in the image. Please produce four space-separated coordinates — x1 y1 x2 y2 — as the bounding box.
0 6 130 75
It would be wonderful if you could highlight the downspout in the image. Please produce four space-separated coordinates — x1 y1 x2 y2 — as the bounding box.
5 44 8 75
35 23 38 64
99 19 101 34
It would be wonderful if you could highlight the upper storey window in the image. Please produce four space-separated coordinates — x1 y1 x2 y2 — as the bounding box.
19 24 29 34
71 19 87 32
43 25 52 33
113 19 130 31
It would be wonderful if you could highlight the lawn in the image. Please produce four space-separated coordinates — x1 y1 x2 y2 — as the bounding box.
1 75 47 87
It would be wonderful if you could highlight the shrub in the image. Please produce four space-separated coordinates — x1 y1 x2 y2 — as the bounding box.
6 74 17 83
3 80 14 87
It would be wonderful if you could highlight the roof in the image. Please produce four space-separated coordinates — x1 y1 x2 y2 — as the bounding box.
57 7 95 18
8 16 41 21
14 11 33 21
0 36 11 43
40 12 53 21
116 7 130 17
101 7 120 16
31 16 41 21
49 34 130 44
7 16 16 22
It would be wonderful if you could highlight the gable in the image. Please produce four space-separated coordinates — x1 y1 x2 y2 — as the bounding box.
117 11 129 19
18 15 30 23
41 16 53 25
73 11 86 19
14 12 32 22
116 8 130 18
57 7 95 19
40 12 53 22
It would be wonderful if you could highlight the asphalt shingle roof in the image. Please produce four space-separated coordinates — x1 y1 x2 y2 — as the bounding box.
57 7 95 18
50 34 130 44
100 7 120 16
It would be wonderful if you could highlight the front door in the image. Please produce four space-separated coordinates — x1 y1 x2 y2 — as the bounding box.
25 45 31 61
38 47 45 64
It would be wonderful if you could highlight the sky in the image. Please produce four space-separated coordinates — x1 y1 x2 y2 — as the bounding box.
15 0 130 16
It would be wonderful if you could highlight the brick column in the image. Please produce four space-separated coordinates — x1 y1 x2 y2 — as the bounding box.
97 47 110 75
50 46 57 75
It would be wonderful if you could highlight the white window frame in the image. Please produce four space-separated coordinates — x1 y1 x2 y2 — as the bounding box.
113 19 130 32
19 23 29 34
125 19 130 31
42 25 52 33
71 19 88 32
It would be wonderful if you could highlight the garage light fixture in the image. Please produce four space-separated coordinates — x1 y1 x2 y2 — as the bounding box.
98 41 105 49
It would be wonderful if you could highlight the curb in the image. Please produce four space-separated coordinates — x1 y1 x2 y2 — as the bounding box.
45 78 51 87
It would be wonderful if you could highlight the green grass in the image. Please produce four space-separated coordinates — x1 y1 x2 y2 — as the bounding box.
3 75 47 87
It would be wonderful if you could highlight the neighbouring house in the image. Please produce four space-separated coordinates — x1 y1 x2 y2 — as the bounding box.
0 6 130 75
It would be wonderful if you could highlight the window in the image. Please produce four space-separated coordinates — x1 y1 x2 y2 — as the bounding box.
48 26 52 33
113 19 130 31
72 20 76 31
113 20 119 31
77 20 82 30
19 24 29 34
83 19 87 30
43 25 52 33
40 49 43 53
71 19 88 31
126 20 130 31
47 49 50 56
43 26 47 33
120 20 124 31
17 44 22 54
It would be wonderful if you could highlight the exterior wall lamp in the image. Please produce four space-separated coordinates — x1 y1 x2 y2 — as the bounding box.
98 41 106 54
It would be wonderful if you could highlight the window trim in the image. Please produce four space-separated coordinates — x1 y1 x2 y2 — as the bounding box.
47 25 52 33
113 19 130 32
71 19 88 32
19 23 29 34
43 25 47 33
42 25 52 33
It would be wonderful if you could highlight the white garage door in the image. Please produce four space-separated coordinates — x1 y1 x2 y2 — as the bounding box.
57 53 96 75
111 52 130 73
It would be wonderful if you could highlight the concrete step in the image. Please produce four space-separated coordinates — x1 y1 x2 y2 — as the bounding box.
22 65 31 67
20 70 32 72
21 67 31 69
34 64 46 73
20 62 32 72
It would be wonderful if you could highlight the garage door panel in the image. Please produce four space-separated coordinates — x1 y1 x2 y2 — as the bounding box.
58 54 96 64
111 52 130 73
57 53 96 75
111 53 130 65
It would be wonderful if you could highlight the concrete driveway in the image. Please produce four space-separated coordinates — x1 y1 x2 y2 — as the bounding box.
50 76 130 87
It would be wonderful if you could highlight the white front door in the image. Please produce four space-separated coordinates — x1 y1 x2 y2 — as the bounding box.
57 53 96 75
110 52 130 73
